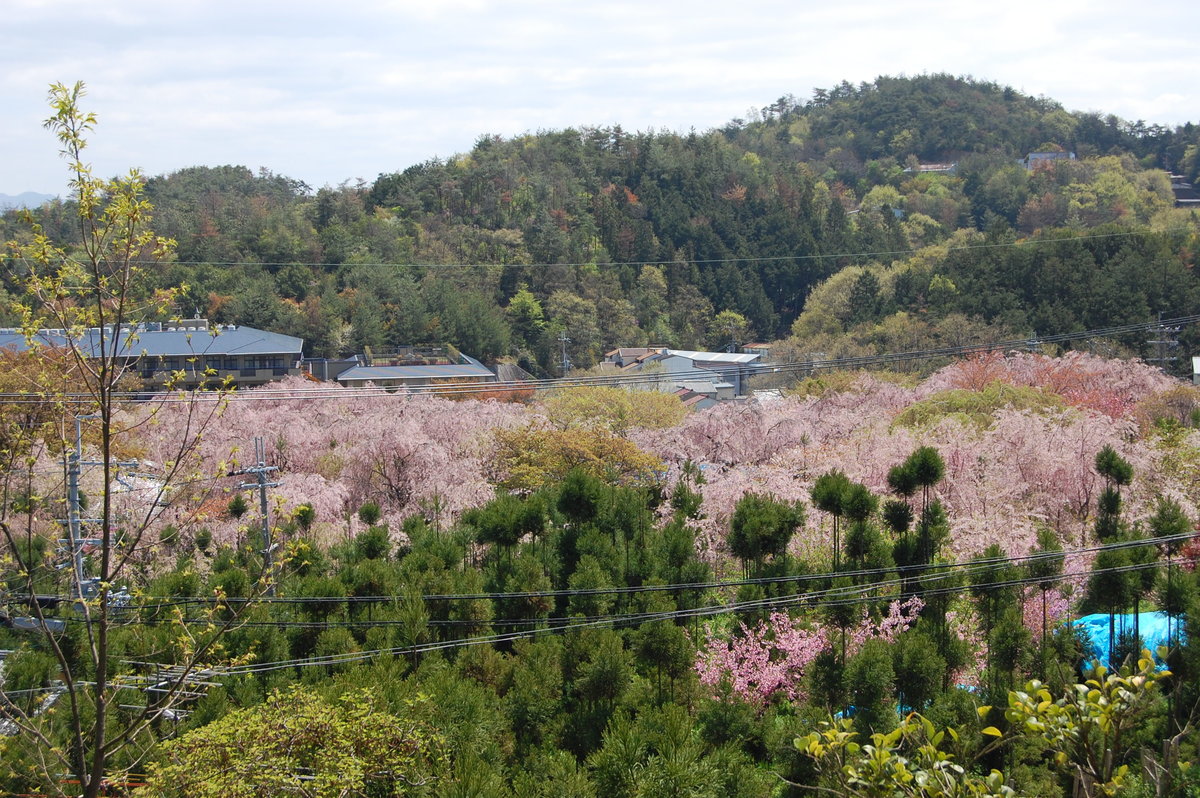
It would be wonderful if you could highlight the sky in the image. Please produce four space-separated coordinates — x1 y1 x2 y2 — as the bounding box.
3 0 1198 197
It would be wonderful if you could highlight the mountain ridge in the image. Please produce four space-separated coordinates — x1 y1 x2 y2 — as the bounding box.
0 191 57 210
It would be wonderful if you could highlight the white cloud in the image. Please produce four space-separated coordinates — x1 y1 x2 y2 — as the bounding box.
2 0 1198 194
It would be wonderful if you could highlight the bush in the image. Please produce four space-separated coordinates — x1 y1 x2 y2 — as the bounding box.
227 493 249 519
357 502 382 526
893 380 1065 428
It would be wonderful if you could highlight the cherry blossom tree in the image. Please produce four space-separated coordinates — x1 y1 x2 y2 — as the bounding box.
696 597 923 705
136 380 530 548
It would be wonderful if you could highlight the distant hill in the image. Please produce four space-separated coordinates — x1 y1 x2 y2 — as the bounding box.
0 192 57 210
4 74 1198 375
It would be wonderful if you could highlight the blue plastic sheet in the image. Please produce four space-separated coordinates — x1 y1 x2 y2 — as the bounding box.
1069 612 1182 670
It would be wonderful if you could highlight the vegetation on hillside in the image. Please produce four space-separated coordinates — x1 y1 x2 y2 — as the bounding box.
4 74 1197 376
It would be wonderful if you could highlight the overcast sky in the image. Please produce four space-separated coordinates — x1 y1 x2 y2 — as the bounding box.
3 0 1197 196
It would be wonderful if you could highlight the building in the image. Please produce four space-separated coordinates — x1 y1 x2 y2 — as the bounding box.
602 347 668 368
334 345 496 390
617 348 763 397
0 319 304 391
1021 151 1076 171
1170 174 1200 209
673 385 719 411
740 343 773 359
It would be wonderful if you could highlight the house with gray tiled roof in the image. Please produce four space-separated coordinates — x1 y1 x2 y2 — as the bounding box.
0 318 304 391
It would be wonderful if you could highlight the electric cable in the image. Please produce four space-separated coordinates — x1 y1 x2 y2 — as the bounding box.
109 530 1194 611
5 225 1195 271
0 312 1196 405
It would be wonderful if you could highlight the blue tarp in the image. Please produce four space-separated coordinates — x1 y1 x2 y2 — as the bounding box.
1069 612 1183 670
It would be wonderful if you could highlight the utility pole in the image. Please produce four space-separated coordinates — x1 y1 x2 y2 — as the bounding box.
724 320 738 354
1146 313 1180 373
228 437 280 596
63 416 92 598
61 415 138 600
558 330 572 376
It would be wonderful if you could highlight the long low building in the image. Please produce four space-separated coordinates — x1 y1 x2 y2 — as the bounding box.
0 319 304 390
335 347 496 390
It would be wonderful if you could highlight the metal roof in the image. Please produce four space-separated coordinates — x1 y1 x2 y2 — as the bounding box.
338 363 495 382
0 324 303 358
662 349 762 364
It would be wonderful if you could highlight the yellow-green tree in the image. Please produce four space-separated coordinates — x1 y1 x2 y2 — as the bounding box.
491 425 663 493
0 82 238 798
796 652 1174 798
542 385 686 434
142 687 447 797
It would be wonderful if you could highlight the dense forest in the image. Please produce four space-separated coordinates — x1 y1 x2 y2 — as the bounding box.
4 74 1198 375
5 75 1200 798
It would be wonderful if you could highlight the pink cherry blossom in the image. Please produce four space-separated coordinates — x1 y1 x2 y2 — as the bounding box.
695 597 923 705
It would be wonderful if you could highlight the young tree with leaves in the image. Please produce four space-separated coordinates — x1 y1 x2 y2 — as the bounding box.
0 83 245 798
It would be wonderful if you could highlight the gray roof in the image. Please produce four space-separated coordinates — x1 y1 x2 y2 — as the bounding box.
338 362 495 382
0 324 303 359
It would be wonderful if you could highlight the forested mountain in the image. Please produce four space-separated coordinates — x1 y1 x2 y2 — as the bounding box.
3 74 1198 374
8 77 1200 798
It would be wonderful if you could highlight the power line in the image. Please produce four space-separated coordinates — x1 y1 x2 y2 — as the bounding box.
203 555 1190 677
11 546 1188 694
97 552 1157 632
8 226 1191 271
0 313 1196 406
30 531 1189 617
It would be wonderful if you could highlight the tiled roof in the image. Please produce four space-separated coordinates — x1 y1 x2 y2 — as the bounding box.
0 324 303 358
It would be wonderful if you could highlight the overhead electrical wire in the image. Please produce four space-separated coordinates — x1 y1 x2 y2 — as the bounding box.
110 556 1187 632
0 313 1196 406
17 533 1188 637
6 547 1183 700
199 555 1191 677
7 541 1191 691
7 225 1192 271
114 530 1193 611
